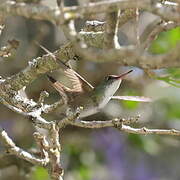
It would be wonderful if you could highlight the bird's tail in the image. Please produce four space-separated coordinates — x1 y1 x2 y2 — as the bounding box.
47 75 71 93
46 75 69 104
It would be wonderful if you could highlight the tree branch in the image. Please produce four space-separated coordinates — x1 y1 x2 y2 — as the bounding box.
64 20 180 69
0 127 49 166
1 0 179 25
121 125 180 136
70 119 180 136
0 1 61 24
142 21 180 50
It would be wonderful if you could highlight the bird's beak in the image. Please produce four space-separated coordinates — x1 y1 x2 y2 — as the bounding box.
115 70 133 79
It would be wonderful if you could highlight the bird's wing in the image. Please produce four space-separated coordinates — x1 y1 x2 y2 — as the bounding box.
37 42 94 93
111 96 152 102
64 68 94 92
47 75 70 104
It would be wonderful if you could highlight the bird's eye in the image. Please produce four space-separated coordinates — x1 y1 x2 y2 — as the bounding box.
106 76 112 81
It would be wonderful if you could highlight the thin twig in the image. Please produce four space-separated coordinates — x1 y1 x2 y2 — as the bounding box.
69 116 139 128
48 123 64 180
33 132 49 163
104 10 119 48
0 127 49 166
70 119 180 136
121 125 180 136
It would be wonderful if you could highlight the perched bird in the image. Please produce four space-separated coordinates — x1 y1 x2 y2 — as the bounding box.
37 42 151 118
47 69 151 118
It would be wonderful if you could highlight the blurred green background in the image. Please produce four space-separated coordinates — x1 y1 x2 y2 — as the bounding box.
0 1 180 180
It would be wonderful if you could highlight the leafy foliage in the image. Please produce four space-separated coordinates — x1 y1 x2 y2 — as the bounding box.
150 27 180 54
148 27 180 87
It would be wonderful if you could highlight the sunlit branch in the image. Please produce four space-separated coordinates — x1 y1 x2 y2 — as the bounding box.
70 119 180 136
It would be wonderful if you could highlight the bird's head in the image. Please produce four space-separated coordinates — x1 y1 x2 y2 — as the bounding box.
99 70 133 97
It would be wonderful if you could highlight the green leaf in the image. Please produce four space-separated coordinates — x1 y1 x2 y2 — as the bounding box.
156 75 180 88
149 68 180 88
150 27 180 54
167 68 180 79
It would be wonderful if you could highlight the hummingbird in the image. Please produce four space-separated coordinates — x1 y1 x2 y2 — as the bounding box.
37 42 151 118
47 69 151 118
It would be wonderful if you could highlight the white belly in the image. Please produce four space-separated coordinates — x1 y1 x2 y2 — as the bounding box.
98 97 111 109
